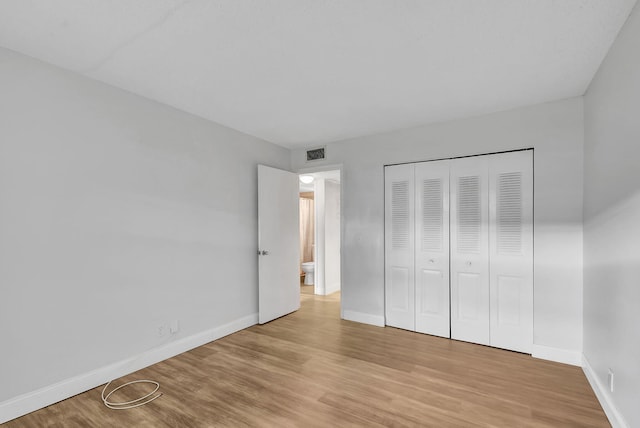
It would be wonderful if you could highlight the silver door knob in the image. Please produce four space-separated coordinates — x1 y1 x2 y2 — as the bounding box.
466 261 472 266
261 250 269 256
429 258 435 263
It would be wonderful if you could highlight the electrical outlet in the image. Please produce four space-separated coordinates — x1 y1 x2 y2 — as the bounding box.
170 320 179 334
157 325 166 337
607 368 614 393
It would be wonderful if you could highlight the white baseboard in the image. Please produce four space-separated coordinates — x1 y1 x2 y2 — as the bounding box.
531 344 582 366
0 313 258 424
582 354 629 428
342 310 385 327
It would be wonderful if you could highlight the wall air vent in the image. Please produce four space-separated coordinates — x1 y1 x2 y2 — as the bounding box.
306 147 326 162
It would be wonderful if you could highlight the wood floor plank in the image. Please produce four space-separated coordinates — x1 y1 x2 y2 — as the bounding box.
5 291 609 427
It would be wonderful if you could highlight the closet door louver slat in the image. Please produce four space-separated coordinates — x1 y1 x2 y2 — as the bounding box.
497 172 523 255
391 181 410 250
457 176 482 254
421 178 443 252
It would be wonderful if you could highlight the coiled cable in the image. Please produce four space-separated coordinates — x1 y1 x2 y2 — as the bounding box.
101 379 162 410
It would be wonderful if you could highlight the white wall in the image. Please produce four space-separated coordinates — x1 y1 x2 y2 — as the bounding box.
0 48 289 407
324 180 341 295
583 2 640 427
292 97 584 361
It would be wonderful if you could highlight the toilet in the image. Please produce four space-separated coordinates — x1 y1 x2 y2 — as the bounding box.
301 262 315 285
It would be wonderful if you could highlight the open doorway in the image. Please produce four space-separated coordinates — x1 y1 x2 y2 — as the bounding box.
298 169 341 303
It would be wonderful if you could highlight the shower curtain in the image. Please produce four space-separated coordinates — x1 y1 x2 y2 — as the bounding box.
299 197 315 268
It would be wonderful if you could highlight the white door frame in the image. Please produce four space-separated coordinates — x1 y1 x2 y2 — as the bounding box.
296 164 344 317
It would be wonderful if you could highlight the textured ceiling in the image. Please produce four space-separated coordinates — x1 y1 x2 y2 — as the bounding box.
0 1 636 148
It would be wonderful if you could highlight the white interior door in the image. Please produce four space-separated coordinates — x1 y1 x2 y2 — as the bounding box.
488 151 533 353
450 156 490 346
384 164 415 331
258 165 300 324
414 160 450 337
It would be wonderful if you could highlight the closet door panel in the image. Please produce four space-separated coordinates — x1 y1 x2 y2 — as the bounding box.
456 272 483 319
390 267 411 311
384 164 415 331
414 160 450 337
489 151 533 353
418 269 444 314
450 156 490 346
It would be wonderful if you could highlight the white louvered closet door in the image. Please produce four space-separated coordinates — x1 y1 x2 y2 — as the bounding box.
414 161 450 337
488 151 533 353
384 164 415 331
450 156 490 346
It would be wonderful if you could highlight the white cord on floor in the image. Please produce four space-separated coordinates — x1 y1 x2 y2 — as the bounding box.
101 379 162 410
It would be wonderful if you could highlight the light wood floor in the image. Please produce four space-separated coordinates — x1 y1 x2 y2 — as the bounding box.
7 292 608 427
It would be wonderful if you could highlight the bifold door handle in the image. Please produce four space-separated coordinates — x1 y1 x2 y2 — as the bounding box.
429 258 435 263
261 250 269 256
